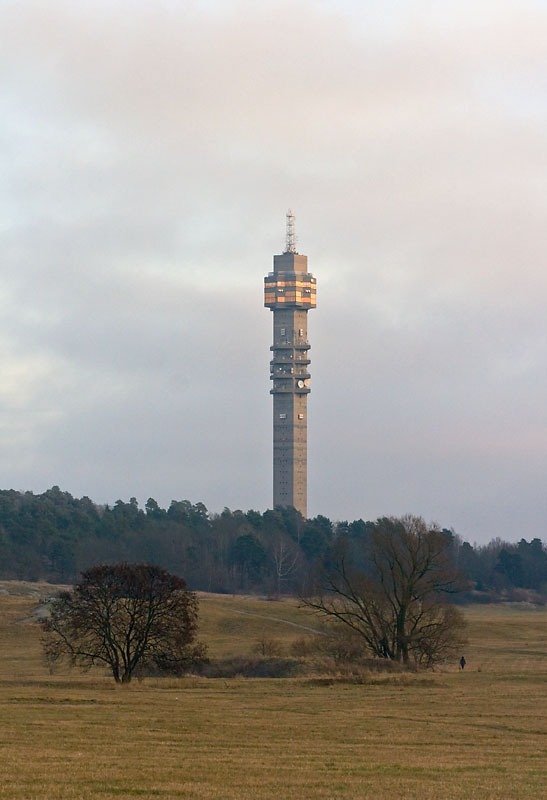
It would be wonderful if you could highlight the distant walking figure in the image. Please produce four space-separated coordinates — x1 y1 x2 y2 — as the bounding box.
459 656 466 670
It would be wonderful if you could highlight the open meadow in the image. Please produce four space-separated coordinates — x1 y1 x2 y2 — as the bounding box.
1 582 546 799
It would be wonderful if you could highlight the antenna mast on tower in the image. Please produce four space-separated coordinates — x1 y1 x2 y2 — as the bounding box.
285 209 296 254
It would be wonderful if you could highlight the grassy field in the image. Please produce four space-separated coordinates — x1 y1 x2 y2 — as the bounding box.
0 583 546 799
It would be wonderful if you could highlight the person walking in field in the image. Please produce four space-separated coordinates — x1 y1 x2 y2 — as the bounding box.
459 655 466 670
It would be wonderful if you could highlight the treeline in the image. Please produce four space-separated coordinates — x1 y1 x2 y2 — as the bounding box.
0 487 546 601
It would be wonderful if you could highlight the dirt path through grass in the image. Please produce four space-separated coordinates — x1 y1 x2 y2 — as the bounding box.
229 606 324 634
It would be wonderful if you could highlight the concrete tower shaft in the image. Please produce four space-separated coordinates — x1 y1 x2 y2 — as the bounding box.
264 217 316 517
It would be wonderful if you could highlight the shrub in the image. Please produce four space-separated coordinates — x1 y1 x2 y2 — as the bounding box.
252 635 284 657
201 656 303 679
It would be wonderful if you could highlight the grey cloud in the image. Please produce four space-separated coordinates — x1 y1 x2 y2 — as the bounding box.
2 0 547 540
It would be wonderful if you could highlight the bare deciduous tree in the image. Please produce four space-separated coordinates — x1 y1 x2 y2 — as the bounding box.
41 563 206 683
302 515 466 667
270 533 301 597
253 631 283 657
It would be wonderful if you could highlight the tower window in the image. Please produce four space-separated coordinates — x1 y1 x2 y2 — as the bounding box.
298 413 304 419
280 328 285 335
279 413 287 419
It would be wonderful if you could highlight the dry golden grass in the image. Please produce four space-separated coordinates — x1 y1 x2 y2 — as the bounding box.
0 585 546 799
195 593 321 657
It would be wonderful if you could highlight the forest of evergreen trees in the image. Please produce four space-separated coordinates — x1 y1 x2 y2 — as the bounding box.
1 486 546 601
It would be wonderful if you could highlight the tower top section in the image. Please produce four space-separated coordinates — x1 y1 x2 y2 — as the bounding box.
265 211 316 309
285 209 296 254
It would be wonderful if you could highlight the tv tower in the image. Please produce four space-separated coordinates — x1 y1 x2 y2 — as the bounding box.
264 211 317 517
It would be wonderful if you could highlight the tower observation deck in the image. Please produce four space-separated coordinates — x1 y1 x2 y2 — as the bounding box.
264 211 316 517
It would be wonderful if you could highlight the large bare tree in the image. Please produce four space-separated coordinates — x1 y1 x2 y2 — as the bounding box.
302 515 466 667
41 563 206 683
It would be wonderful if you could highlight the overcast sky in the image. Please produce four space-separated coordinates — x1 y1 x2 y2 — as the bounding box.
3 0 547 543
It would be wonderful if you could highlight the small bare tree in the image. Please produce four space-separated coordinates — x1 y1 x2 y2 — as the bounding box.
302 515 466 667
270 533 301 597
253 630 283 657
41 563 206 683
